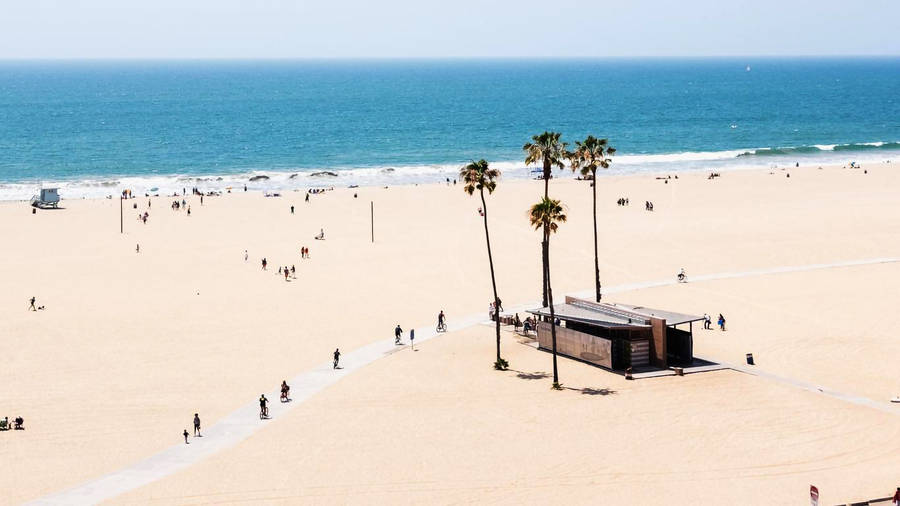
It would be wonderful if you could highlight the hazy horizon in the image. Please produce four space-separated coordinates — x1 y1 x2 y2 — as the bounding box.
1 0 898 59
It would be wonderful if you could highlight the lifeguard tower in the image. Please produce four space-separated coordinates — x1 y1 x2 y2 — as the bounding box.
31 187 60 209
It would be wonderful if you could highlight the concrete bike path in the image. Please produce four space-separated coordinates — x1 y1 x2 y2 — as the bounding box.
28 257 900 505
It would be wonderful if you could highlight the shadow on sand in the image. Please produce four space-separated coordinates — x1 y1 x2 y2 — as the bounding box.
511 370 551 381
568 387 616 396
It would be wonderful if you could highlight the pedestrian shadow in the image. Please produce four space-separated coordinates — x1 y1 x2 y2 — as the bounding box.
511 369 551 380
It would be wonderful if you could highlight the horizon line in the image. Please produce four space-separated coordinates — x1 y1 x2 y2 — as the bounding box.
0 54 898 63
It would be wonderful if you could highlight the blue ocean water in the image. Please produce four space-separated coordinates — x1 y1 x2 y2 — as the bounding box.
0 58 897 198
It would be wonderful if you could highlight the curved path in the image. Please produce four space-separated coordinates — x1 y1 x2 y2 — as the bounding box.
28 257 900 505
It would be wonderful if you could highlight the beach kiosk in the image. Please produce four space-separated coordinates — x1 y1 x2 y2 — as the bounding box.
528 297 703 371
31 187 60 209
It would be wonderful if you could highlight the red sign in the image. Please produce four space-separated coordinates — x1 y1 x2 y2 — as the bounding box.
810 485 819 506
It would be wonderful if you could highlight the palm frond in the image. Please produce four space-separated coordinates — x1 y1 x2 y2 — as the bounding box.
528 197 567 232
460 159 501 196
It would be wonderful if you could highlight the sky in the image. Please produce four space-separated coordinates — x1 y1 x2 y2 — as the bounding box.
0 0 898 59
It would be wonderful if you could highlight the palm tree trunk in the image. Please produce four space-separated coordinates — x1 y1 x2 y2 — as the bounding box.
592 169 601 301
545 226 559 386
541 158 551 307
480 188 502 366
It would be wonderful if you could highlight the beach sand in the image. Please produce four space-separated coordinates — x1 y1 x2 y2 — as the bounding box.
2 162 899 505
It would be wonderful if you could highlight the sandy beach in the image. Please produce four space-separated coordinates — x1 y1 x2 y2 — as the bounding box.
3 162 900 505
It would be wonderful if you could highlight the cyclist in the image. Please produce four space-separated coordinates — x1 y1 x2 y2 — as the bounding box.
259 394 269 418
280 380 290 402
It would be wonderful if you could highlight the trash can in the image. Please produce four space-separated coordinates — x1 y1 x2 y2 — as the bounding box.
746 353 754 365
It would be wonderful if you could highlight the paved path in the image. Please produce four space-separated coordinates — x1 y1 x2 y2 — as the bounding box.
28 257 900 505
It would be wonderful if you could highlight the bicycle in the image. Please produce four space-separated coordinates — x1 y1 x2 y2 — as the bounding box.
259 395 270 419
436 321 447 332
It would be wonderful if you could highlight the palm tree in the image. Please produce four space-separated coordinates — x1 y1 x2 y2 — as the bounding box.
569 136 615 302
528 197 567 389
460 160 507 370
523 131 568 307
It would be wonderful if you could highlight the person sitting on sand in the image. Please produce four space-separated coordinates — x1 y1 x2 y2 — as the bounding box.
315 228 325 240
14 416 24 430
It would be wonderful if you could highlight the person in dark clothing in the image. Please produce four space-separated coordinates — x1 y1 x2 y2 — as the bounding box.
394 324 403 345
29 297 36 311
193 413 201 436
259 394 269 418
333 348 341 369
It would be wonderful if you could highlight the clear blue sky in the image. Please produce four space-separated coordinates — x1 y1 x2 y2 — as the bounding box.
1 0 898 59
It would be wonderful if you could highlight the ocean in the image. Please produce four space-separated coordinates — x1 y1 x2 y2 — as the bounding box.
0 58 897 199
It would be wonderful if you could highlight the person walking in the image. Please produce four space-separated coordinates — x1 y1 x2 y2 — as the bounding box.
193 413 201 437
410 328 415 351
394 324 403 345
244 250 248 262
333 348 341 369
290 205 294 214
183 429 190 444
891 486 899 506
718 313 726 331
703 313 711 330
136 244 140 253
29 297 36 311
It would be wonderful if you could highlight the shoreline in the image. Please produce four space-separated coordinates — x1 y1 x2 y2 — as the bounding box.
0 156 893 203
